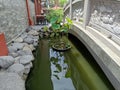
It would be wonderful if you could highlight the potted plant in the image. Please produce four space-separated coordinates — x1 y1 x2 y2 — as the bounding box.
49 16 73 51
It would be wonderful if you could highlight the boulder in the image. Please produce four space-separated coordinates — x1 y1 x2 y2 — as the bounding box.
0 72 25 90
24 62 33 74
17 50 33 56
0 56 15 69
20 33 28 40
11 43 25 50
14 56 21 64
8 45 18 53
28 30 39 36
33 41 38 47
7 64 25 77
23 37 34 44
28 44 35 51
22 43 35 51
9 52 19 58
13 37 23 43
33 36 39 40
23 46 32 51
19 55 34 65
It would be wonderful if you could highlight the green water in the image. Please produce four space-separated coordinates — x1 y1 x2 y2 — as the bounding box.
26 35 114 90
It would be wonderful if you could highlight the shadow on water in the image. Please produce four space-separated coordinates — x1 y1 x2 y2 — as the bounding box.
26 34 115 90
66 34 115 90
26 40 53 90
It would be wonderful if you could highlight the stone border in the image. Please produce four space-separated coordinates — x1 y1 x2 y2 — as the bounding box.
0 26 40 90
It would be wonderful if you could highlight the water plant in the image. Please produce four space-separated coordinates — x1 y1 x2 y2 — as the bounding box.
50 16 73 51
44 9 73 51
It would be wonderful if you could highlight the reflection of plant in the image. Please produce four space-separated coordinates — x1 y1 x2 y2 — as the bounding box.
50 51 71 80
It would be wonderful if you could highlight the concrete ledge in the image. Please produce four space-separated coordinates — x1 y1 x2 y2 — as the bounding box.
70 22 120 90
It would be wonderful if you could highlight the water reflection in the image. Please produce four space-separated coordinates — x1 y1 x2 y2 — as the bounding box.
26 37 114 90
49 48 75 90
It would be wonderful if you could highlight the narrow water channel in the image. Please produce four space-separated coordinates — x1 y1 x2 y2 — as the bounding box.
26 34 114 90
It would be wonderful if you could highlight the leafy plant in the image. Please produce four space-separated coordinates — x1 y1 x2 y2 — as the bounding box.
43 26 49 32
60 17 73 33
49 15 72 37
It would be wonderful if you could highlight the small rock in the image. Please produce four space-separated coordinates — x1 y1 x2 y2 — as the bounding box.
0 56 15 69
33 39 39 46
23 46 31 51
24 37 34 44
7 64 25 77
19 55 34 65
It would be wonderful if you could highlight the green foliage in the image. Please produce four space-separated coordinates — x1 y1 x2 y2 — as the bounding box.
46 9 63 22
46 9 72 38
50 15 61 31
59 0 68 7
60 17 73 33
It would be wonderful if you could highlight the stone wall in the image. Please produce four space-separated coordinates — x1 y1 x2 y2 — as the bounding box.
0 0 35 43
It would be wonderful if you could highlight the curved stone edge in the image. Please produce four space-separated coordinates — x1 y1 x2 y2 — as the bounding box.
70 22 120 90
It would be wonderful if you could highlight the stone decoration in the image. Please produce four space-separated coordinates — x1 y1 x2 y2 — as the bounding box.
72 0 84 22
89 0 120 37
